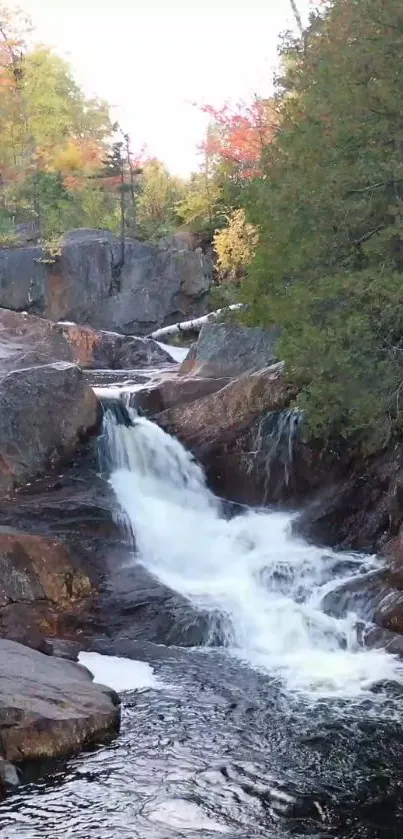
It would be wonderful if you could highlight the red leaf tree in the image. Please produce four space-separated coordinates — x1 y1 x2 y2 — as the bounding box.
200 98 280 178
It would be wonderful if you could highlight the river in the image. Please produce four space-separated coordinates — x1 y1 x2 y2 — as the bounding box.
1 407 403 838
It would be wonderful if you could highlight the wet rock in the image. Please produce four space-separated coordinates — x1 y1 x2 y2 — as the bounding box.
0 461 205 651
179 322 280 378
60 322 174 369
47 639 82 661
364 625 403 656
0 362 100 498
0 760 20 789
0 229 213 335
320 570 387 621
296 442 403 552
157 364 291 457
132 375 231 414
0 528 91 607
0 640 120 762
0 308 173 371
0 528 92 643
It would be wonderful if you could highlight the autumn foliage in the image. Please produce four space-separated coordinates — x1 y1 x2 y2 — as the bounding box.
200 99 280 177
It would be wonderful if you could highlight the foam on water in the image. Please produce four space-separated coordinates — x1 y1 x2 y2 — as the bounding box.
103 406 403 698
78 651 161 693
156 341 189 363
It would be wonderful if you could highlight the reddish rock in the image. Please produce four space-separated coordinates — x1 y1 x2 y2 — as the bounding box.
0 528 91 609
0 308 173 371
0 228 213 335
0 527 93 645
157 365 292 456
133 375 231 414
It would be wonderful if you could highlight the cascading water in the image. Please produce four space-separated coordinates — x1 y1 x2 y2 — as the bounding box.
101 403 403 698
5 402 403 839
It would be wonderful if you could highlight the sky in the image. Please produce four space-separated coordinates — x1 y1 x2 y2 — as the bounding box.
12 0 314 176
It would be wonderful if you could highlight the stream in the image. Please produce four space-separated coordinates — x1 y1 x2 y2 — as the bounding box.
2 405 403 838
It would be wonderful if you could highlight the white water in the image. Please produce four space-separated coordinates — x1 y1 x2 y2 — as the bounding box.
103 407 403 699
78 651 161 693
156 341 189 363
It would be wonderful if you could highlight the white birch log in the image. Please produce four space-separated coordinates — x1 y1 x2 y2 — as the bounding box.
148 304 245 340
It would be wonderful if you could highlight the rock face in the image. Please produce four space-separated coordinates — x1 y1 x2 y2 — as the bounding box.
0 640 119 762
0 362 100 498
158 365 290 456
0 307 174 370
0 229 213 335
179 322 280 378
0 528 92 642
132 374 232 414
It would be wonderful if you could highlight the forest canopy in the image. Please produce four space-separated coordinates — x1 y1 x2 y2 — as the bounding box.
2 0 403 452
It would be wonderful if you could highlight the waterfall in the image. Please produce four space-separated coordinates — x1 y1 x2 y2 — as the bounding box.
101 401 403 698
248 408 303 498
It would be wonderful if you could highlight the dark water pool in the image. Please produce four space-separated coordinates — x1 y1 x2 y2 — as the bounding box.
1 648 403 839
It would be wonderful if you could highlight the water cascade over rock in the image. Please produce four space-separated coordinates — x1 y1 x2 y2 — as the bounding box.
101 404 403 696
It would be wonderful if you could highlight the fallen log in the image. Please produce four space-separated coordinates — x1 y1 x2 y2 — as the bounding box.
147 304 245 340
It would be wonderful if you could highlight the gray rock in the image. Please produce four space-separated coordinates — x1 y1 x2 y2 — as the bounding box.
179 322 280 378
0 307 173 371
0 760 20 788
0 229 213 335
0 362 100 497
0 245 47 312
0 640 120 762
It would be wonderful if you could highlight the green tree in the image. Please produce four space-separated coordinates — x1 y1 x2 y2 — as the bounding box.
0 6 114 237
136 159 184 240
241 0 403 451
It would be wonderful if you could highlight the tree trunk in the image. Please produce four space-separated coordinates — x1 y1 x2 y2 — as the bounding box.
147 304 245 339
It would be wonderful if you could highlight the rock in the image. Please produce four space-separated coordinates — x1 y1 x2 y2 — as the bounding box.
0 528 91 622
131 375 231 414
0 308 173 371
0 455 226 652
0 244 48 312
179 323 280 378
0 362 100 497
0 640 120 762
46 639 82 661
157 365 292 457
59 321 174 369
295 442 403 552
155 365 301 506
0 229 213 335
158 231 202 251
207 410 330 507
0 759 20 788
0 524 94 645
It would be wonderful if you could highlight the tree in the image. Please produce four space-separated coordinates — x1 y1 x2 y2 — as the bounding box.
201 98 280 179
240 0 403 451
136 159 183 240
213 209 258 284
0 5 116 238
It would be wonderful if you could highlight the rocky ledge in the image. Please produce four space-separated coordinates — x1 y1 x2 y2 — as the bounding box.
3 310 403 792
0 228 213 335
0 640 119 772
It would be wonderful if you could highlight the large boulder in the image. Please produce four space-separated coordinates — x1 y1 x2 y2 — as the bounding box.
0 640 119 762
131 374 232 414
157 364 293 470
0 362 100 497
179 322 280 378
0 308 173 370
0 229 213 334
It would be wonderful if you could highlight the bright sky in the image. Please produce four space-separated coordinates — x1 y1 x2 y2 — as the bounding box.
13 0 313 176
